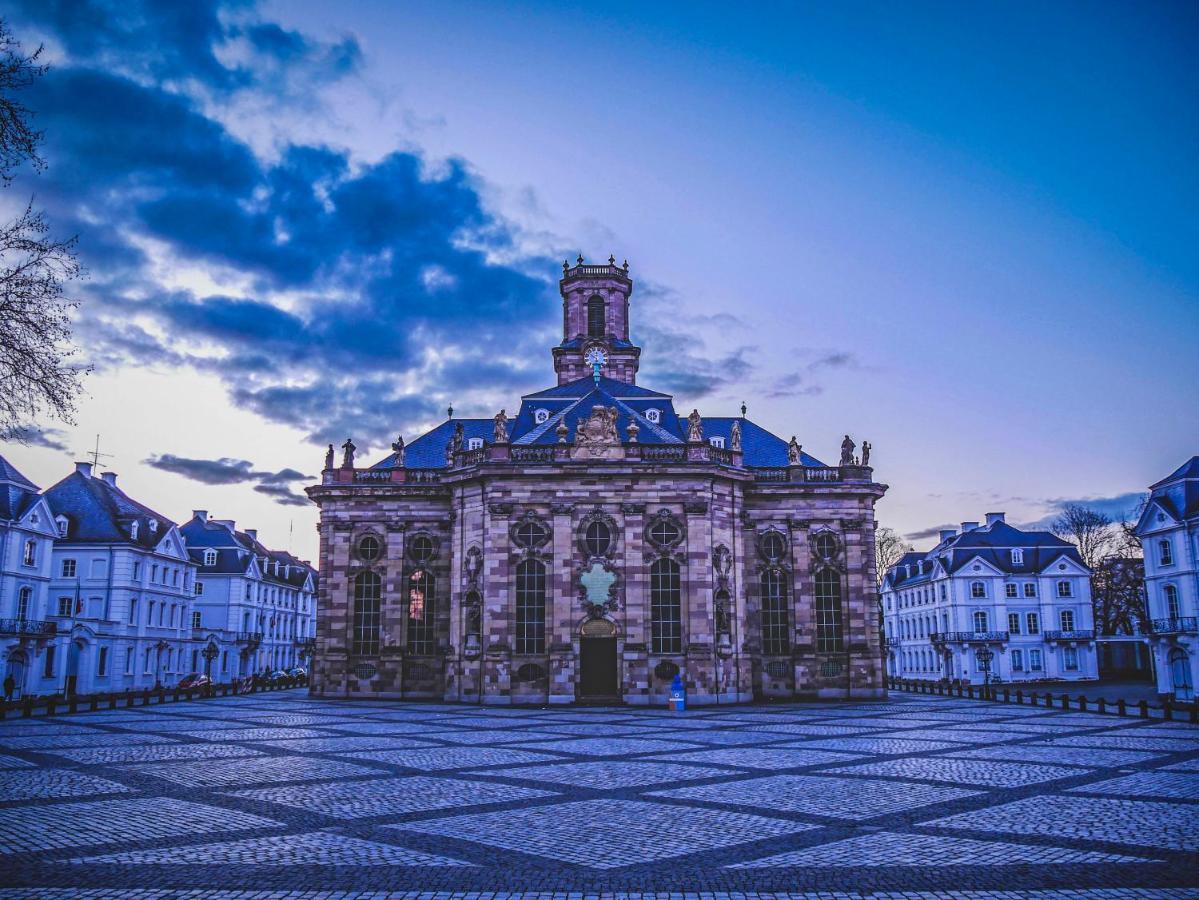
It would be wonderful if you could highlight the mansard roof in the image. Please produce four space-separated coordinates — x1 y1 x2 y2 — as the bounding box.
181 515 317 585
368 373 828 471
1144 456 1199 523
0 455 42 523
885 520 1085 588
43 469 177 547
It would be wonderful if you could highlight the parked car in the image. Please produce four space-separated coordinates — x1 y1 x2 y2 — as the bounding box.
287 667 307 684
178 673 211 689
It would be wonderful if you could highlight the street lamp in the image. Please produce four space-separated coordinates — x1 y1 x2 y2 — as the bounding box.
201 642 219 679
976 646 995 698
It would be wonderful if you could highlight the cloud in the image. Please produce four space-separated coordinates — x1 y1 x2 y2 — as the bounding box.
765 372 823 399
144 453 314 506
1017 492 1149 531
252 483 310 507
905 523 959 542
3 425 72 452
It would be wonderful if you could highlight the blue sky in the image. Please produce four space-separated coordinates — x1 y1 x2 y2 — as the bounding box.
2 0 1196 561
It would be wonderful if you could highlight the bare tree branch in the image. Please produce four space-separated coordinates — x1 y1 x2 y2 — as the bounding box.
0 20 45 186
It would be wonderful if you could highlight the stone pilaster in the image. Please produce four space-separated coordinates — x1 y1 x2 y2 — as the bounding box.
620 502 647 703
482 501 513 703
549 502 575 704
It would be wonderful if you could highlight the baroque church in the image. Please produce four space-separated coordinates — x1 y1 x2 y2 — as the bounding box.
307 258 888 704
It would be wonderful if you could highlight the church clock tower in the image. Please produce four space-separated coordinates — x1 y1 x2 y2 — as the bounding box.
553 255 642 385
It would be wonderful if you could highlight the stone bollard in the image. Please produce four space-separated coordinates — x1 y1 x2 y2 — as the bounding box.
1098 698 1106 715
22 696 33 718
1078 696 1087 712
68 696 78 714
1060 693 1069 710
1163 700 1173 721
1016 690 1023 705
89 695 99 712
1138 700 1149 718
142 689 151 706
125 690 134 708
109 693 117 710
1003 689 1010 704
46 697 57 716
1117 698 1126 716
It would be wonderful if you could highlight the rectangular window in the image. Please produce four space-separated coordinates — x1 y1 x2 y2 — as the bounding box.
125 648 133 675
1057 580 1073 598
1011 649 1023 671
151 565 158 582
43 646 55 677
191 649 198 671
221 650 228 673
1060 610 1075 631
939 583 946 601
515 560 548 655
191 610 202 629
972 610 988 632
1159 539 1173 566
1029 648 1043 671
61 559 76 578
814 570 844 654
129 598 138 624
57 596 72 616
971 582 986 599
90 559 106 579
1011 549 1023 566
1027 612 1040 635
195 581 204 595
1005 584 1018 598
22 541 36 566
1064 646 1079 671
144 648 152 674
1008 613 1021 634
1023 582 1036 597
97 646 108 677
761 569 791 655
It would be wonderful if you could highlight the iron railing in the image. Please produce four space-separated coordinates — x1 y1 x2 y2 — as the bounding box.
939 631 1010 643
1149 617 1198 635
1043 630 1095 641
0 618 56 637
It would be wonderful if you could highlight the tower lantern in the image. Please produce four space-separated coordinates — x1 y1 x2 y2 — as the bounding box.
553 256 641 385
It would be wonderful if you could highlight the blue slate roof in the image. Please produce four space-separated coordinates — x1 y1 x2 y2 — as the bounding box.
0 456 41 522
886 520 1085 589
42 470 177 546
181 515 317 586
0 455 37 491
368 374 827 471
1147 456 1199 521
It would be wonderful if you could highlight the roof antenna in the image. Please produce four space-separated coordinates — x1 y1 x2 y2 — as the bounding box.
79 434 114 470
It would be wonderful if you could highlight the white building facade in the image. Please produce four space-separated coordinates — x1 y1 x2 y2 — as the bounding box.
181 512 316 681
883 513 1097 686
1134 456 1198 703
0 457 60 699
35 463 199 697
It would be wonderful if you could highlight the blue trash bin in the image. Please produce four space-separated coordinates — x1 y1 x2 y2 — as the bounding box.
669 673 686 712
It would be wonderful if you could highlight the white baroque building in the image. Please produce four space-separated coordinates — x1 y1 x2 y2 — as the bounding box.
1134 456 1198 703
882 513 1097 685
36 462 200 697
181 511 316 681
0 457 59 698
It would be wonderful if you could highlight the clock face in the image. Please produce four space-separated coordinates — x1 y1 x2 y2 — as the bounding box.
584 348 608 368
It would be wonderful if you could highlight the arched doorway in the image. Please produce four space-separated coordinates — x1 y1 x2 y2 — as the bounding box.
5 651 26 700
578 617 618 700
1169 648 1194 703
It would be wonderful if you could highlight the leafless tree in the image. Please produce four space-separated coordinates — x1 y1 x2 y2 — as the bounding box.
1051 503 1115 572
875 525 913 590
0 21 87 440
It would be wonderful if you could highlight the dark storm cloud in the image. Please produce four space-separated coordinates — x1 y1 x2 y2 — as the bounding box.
10 3 558 448
144 454 315 508
3 426 72 452
1018 492 1148 531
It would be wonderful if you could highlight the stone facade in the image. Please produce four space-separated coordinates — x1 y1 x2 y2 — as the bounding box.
308 259 888 705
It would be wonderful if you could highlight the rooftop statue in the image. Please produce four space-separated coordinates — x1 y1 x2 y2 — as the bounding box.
730 419 742 452
391 435 406 467
862 440 871 467
687 409 703 443
840 434 856 466
493 409 509 444
324 444 334 471
788 436 802 465
340 438 356 469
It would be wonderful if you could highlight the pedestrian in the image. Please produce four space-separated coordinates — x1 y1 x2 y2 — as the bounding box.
3 673 14 702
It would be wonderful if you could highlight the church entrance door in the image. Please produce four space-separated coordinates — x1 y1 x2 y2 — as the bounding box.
578 618 618 701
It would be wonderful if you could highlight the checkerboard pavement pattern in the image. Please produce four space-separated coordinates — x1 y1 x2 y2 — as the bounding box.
0 690 1196 896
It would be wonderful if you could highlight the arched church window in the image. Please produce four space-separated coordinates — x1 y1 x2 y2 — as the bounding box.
534 408 550 424
812 531 838 562
644 408 661 424
584 520 612 557
408 534 436 564
759 530 787 563
646 513 683 550
814 568 844 653
357 535 381 562
406 569 435 655
587 296 605 338
515 559 546 654
352 571 381 656
650 558 682 654
760 568 790 655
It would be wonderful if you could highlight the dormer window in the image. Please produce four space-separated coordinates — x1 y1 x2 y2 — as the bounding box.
1011 548 1023 566
645 408 661 424
130 521 140 540
709 436 725 449
148 520 158 535
467 437 483 450
203 549 217 567
534 408 550 425
55 515 68 537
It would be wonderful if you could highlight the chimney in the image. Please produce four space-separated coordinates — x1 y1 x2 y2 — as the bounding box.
985 512 1005 526
939 529 957 543
100 471 117 487
245 529 258 541
193 510 208 523
74 461 93 477
214 519 236 532
960 521 980 532
904 564 911 577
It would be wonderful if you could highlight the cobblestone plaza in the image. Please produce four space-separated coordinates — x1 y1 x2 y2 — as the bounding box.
0 691 1196 898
